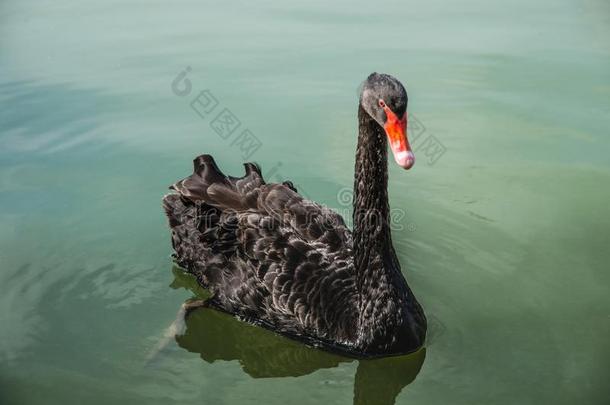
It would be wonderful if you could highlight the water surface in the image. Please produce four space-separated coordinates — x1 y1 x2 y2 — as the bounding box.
1 0 609 404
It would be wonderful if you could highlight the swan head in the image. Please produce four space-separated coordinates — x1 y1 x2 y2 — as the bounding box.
359 73 414 170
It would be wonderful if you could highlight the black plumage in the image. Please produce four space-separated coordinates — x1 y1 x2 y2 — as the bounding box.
162 73 426 358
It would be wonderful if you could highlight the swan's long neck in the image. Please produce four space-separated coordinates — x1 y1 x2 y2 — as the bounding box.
352 105 392 275
352 105 424 353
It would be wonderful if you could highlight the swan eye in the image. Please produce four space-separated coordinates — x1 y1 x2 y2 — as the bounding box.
378 99 386 108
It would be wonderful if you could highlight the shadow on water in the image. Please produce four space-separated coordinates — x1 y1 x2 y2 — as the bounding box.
170 267 426 405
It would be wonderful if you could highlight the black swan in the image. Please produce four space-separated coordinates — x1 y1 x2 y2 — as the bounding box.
162 72 426 358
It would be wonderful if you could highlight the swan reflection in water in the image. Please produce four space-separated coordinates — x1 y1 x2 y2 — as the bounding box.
170 267 426 405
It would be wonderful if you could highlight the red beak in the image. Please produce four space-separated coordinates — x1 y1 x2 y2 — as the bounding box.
382 104 415 170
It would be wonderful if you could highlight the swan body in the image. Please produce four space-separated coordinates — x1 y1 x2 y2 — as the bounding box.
163 73 426 358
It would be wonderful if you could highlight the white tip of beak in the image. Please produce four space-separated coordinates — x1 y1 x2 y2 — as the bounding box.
394 150 415 170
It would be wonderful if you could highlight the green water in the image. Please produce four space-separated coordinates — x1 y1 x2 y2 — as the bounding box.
1 0 609 404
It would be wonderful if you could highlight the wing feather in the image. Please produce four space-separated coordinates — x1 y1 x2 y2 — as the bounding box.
163 154 358 342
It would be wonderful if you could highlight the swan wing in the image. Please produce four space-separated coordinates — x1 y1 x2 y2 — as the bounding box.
163 155 357 340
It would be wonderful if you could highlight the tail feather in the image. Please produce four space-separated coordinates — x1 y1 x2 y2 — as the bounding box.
162 194 198 261
163 154 267 270
169 154 264 209
169 155 229 202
